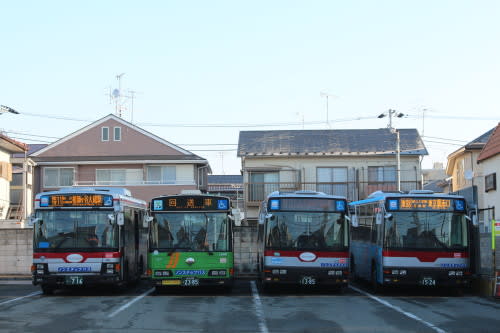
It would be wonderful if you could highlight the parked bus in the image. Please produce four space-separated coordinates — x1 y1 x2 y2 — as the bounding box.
349 190 476 292
30 187 149 294
257 191 350 290
148 192 234 290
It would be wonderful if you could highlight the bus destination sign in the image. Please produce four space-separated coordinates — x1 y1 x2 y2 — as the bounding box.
40 194 113 207
388 197 465 212
269 198 346 212
152 196 229 211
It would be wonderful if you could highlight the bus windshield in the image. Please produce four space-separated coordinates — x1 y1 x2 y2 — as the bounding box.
265 212 348 251
384 211 468 250
34 210 118 250
150 212 230 252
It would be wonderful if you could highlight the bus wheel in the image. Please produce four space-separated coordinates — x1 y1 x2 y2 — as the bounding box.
41 284 54 295
371 265 381 293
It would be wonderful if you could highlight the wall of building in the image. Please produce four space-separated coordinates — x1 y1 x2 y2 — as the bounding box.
0 227 259 277
0 228 32 275
480 157 499 221
0 150 11 219
233 226 258 277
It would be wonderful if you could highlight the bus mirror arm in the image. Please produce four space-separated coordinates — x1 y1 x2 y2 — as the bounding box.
384 213 393 220
107 214 115 224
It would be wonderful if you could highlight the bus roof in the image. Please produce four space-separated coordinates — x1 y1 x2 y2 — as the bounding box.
34 187 147 208
349 190 466 206
265 190 347 201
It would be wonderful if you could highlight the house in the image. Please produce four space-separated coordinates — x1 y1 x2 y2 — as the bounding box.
238 128 428 223
0 133 28 221
29 114 211 202
8 144 44 221
477 122 500 232
208 174 244 209
446 127 494 201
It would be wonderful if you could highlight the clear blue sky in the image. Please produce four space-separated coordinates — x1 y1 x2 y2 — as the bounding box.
1 1 499 175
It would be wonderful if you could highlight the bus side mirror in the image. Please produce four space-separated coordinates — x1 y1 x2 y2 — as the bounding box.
232 209 242 227
472 214 478 226
384 213 393 221
117 212 124 226
108 214 115 224
28 215 39 227
351 215 359 227
143 216 153 228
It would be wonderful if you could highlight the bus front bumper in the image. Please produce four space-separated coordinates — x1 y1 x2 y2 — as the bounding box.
381 267 472 287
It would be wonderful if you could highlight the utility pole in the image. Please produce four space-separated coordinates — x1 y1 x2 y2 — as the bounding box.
378 109 405 191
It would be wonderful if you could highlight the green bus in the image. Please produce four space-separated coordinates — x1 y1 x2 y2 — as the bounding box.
148 193 235 290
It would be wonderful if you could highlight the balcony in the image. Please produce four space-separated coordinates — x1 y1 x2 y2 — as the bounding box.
244 180 421 205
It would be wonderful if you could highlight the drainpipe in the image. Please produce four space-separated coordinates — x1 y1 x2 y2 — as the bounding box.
198 164 209 190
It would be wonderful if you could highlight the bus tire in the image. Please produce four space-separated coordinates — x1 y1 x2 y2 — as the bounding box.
41 284 54 295
371 264 381 294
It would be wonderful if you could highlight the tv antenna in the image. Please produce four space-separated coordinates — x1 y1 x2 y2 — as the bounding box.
320 92 338 128
107 74 141 121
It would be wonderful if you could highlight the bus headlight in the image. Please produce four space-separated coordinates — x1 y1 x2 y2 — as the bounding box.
154 270 172 277
209 270 227 276
399 270 407 275
456 271 463 276
272 269 280 275
106 263 115 274
448 271 456 276
36 264 44 275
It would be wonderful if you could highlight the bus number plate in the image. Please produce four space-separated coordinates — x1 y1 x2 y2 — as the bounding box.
421 277 436 286
300 276 316 285
65 276 83 285
182 278 200 287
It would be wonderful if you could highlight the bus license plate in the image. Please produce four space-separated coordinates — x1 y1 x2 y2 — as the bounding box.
65 276 83 285
182 278 200 287
421 277 436 286
300 276 316 285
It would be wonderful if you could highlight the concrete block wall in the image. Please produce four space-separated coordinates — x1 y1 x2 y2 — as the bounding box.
233 226 258 277
0 229 32 275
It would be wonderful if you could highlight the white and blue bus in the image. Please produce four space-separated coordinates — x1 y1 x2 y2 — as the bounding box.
258 191 350 290
349 190 475 292
30 187 150 294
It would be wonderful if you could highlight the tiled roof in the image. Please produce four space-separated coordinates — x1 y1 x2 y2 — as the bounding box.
12 144 47 158
465 128 495 149
238 129 427 156
0 133 28 153
478 123 500 162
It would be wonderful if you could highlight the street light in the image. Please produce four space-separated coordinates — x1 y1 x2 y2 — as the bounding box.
378 109 405 191
0 105 20 114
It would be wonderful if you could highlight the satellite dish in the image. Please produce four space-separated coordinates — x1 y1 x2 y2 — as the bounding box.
112 89 120 98
464 170 474 180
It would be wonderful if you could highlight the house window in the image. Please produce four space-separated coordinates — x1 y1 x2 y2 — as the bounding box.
114 127 121 141
368 166 396 183
0 162 12 181
96 169 143 185
317 167 348 197
102 127 109 141
485 173 496 192
43 167 74 187
367 166 396 193
146 166 176 184
248 171 279 202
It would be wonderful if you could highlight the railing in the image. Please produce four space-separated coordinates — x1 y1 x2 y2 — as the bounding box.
72 180 198 186
245 180 421 204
